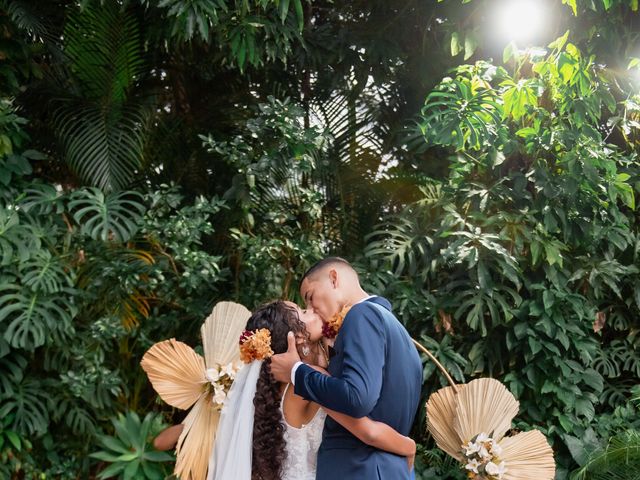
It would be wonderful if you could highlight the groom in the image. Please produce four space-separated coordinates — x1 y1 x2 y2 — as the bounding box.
271 257 422 479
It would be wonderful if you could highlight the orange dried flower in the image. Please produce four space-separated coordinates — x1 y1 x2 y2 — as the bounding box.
322 304 352 339
239 328 274 363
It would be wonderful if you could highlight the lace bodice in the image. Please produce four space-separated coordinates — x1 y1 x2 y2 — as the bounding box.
280 384 326 480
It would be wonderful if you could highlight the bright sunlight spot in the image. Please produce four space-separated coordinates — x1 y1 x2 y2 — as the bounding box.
494 0 548 45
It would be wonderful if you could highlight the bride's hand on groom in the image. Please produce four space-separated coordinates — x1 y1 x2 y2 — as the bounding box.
270 332 301 383
406 438 416 471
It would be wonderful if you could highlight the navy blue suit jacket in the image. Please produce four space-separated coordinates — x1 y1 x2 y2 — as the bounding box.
294 296 422 479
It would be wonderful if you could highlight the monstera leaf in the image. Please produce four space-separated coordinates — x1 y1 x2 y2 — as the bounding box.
18 183 65 215
20 250 74 294
0 375 51 436
0 206 39 265
69 188 146 242
0 284 76 350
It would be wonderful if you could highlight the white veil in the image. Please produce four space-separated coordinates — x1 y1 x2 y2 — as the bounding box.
207 360 263 480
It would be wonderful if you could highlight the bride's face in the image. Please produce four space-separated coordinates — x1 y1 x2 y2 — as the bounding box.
285 301 323 342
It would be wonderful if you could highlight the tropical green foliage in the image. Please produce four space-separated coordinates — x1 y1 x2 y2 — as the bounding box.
152 0 305 68
202 96 328 301
366 33 640 476
0 96 228 475
2 0 640 478
569 386 640 479
53 2 149 191
90 411 174 480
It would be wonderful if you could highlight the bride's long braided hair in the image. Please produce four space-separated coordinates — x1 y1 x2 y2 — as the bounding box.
246 301 309 480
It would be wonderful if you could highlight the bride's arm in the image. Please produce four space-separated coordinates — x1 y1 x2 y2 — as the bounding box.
305 365 415 467
153 424 184 451
325 409 416 459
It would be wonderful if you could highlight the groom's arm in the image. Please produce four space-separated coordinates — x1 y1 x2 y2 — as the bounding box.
294 303 386 417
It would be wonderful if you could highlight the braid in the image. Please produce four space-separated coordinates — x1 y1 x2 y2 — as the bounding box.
252 359 286 480
245 300 309 480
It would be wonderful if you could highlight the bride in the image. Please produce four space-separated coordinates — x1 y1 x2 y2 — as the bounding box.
209 300 416 480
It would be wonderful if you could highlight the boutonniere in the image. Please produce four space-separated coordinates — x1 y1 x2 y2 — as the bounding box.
322 304 352 339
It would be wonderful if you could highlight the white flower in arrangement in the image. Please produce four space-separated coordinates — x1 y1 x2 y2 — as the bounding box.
485 461 506 478
212 384 227 405
205 367 221 383
463 439 481 455
206 362 241 408
478 443 491 460
465 458 481 473
460 433 507 480
490 441 503 456
221 361 239 377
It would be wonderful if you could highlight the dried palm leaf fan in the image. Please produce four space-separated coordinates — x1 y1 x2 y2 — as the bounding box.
414 339 465 460
141 301 251 480
452 378 554 479
499 430 556 480
453 378 520 444
413 340 555 479
426 385 465 461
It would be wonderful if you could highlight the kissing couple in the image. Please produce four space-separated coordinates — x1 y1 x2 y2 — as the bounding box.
210 257 423 479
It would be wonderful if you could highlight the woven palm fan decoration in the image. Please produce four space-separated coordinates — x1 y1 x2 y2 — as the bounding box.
414 341 555 479
140 301 251 480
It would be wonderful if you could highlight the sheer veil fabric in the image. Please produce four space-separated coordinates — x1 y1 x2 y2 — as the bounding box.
207 360 263 480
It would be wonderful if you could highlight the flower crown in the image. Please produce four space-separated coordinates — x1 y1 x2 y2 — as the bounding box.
239 328 274 363
322 304 352 339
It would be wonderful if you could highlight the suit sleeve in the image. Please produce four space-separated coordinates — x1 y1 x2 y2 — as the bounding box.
293 304 386 418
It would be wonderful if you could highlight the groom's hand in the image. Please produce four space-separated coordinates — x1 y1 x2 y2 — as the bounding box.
270 332 301 384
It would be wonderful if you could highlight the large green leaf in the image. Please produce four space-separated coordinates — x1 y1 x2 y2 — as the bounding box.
53 2 149 191
69 188 146 242
55 104 148 191
0 284 76 350
65 3 144 103
0 377 51 435
20 250 74 294
571 429 640 479
0 206 39 265
91 411 174 479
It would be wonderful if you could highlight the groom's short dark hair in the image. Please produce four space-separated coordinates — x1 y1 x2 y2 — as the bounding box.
300 257 353 285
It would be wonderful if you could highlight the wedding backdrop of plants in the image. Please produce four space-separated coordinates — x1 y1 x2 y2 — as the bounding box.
1 0 639 478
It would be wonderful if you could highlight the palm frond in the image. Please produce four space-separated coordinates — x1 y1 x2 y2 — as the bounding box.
4 0 56 42
174 394 220 480
571 430 640 480
201 301 250 367
52 3 149 191
426 384 465 461
55 104 149 191
500 430 555 480
309 91 388 248
65 3 144 102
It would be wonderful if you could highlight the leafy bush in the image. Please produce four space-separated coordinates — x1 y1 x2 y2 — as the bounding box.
366 38 640 477
0 98 228 476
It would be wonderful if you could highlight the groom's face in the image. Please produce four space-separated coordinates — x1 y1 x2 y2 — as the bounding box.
300 269 340 322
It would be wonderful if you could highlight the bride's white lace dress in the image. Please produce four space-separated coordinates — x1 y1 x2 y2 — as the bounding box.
280 384 327 480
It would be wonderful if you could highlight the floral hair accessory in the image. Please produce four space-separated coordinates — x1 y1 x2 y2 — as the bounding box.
239 328 274 363
322 304 352 339
462 432 506 480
